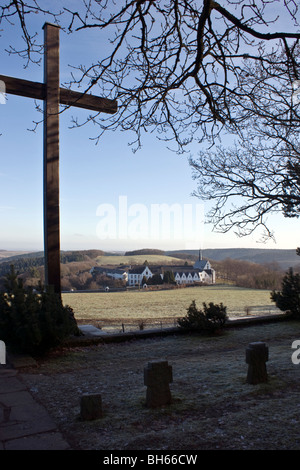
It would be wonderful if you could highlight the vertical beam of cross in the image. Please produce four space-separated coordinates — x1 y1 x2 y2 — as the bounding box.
43 23 61 294
1 23 117 297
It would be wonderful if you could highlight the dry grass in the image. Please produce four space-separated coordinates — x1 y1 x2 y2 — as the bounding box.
95 254 188 266
0 250 32 260
63 285 280 332
20 319 300 450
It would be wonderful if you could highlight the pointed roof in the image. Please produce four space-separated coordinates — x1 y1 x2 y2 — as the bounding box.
193 259 209 270
129 265 152 274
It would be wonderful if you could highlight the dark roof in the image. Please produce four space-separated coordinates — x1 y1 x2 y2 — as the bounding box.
173 269 199 275
148 263 213 274
129 266 152 274
150 265 194 272
92 266 128 274
193 260 209 270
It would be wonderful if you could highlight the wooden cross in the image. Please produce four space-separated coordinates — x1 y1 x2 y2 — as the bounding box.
0 23 117 295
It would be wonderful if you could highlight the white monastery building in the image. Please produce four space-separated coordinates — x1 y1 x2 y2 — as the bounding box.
127 255 215 286
91 252 216 287
127 265 153 286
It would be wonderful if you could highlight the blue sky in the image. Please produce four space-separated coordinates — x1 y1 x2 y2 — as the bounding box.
0 4 299 253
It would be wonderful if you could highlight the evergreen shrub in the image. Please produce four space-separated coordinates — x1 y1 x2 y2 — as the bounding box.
271 267 300 318
0 265 80 355
177 300 228 333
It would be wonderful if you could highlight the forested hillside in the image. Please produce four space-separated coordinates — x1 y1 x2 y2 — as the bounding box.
0 247 291 292
167 248 300 271
0 250 105 285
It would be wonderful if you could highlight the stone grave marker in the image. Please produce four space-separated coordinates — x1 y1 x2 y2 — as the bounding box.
144 360 173 408
80 393 103 421
0 340 5 365
246 341 269 384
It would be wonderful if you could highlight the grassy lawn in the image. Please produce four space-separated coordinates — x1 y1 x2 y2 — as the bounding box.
20 320 300 450
63 285 280 331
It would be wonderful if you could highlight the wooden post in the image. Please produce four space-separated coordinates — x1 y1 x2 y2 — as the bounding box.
43 23 61 294
1 23 117 297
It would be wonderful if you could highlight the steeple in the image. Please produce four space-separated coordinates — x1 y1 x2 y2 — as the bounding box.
193 248 204 270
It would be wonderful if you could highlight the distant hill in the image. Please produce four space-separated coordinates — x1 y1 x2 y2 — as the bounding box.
96 253 190 266
125 249 165 256
166 248 300 270
2 247 299 275
0 249 190 278
0 249 107 278
0 250 36 261
165 251 198 262
0 249 106 264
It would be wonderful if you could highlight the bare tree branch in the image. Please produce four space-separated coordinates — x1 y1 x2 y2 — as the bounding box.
1 1 62 66
1 0 300 238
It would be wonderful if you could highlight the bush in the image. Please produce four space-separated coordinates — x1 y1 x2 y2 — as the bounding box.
163 271 176 284
271 267 300 318
147 273 163 285
177 300 228 333
0 265 80 356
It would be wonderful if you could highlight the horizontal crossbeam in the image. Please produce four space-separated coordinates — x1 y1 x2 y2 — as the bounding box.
0 74 118 114
1 22 118 296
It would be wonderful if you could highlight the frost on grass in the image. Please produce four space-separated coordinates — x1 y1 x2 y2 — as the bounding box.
63 286 280 332
20 321 300 450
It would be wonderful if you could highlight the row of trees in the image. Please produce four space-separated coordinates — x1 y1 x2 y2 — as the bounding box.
125 249 165 256
0 251 105 280
214 258 284 290
144 270 176 286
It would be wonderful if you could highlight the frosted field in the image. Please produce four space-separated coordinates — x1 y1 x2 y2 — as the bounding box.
63 285 281 332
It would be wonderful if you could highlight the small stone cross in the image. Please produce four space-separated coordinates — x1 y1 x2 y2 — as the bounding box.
144 360 173 408
246 342 269 384
80 393 103 421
